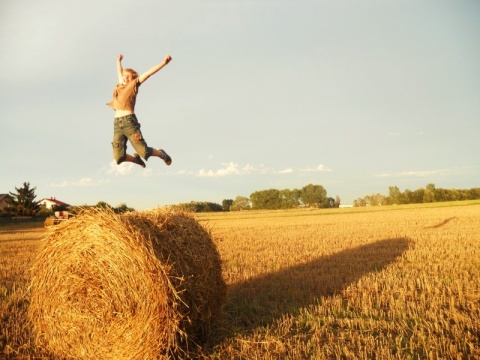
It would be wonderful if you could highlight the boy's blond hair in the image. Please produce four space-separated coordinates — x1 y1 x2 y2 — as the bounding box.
123 68 139 79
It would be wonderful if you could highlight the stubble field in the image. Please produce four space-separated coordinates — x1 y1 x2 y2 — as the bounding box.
1 201 479 359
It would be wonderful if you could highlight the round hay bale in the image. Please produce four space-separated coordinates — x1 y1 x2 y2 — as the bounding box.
29 207 226 359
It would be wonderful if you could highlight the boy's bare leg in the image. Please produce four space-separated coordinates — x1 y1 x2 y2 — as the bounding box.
151 149 172 165
124 154 146 168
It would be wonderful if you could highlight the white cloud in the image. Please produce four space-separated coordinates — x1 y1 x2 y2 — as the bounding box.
197 162 254 177
243 164 255 173
49 178 110 188
259 165 271 174
105 161 154 176
73 178 110 187
172 169 195 175
49 180 69 188
107 161 135 175
74 178 95 187
398 170 445 177
375 169 447 178
141 168 153 177
300 164 332 172
195 162 333 177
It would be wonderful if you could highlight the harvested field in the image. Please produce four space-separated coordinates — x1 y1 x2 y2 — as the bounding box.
1 201 479 359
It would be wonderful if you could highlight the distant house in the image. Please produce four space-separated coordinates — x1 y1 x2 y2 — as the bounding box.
0 194 12 211
38 197 70 210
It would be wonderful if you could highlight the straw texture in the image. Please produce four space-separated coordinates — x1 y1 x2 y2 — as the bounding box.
29 208 225 359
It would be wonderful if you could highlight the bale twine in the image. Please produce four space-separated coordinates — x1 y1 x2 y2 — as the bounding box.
29 208 226 359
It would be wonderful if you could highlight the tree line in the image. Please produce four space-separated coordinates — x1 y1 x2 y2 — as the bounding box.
353 184 480 207
1 182 135 218
174 184 340 212
4 181 479 216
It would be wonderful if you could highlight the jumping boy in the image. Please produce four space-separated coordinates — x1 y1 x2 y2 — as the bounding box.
107 54 172 168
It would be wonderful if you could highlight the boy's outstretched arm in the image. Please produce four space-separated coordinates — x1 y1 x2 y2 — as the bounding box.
138 55 172 84
116 54 124 83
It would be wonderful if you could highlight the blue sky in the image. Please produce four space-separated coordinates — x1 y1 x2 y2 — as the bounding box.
1 0 479 209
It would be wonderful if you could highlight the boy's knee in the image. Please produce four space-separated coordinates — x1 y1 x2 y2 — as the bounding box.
130 137 151 160
115 155 126 165
143 147 153 160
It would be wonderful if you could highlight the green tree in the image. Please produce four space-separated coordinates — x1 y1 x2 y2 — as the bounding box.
172 201 223 213
334 195 341 208
468 188 480 200
7 182 40 216
403 189 415 204
197 202 223 212
353 198 366 207
387 186 402 205
353 193 386 207
326 197 335 208
114 203 135 214
435 188 448 202
423 183 436 203
250 189 282 210
96 201 112 209
230 196 251 211
222 199 233 211
300 184 327 208
413 188 425 203
280 189 301 208
52 204 69 212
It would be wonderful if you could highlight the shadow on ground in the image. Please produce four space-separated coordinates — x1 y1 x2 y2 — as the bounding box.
207 237 411 348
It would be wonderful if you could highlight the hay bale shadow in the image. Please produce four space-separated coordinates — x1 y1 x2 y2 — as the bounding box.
210 237 410 343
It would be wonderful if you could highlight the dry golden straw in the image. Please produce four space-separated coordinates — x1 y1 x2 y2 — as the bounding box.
28 208 226 359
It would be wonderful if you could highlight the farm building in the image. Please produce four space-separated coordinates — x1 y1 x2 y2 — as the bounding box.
38 197 70 210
